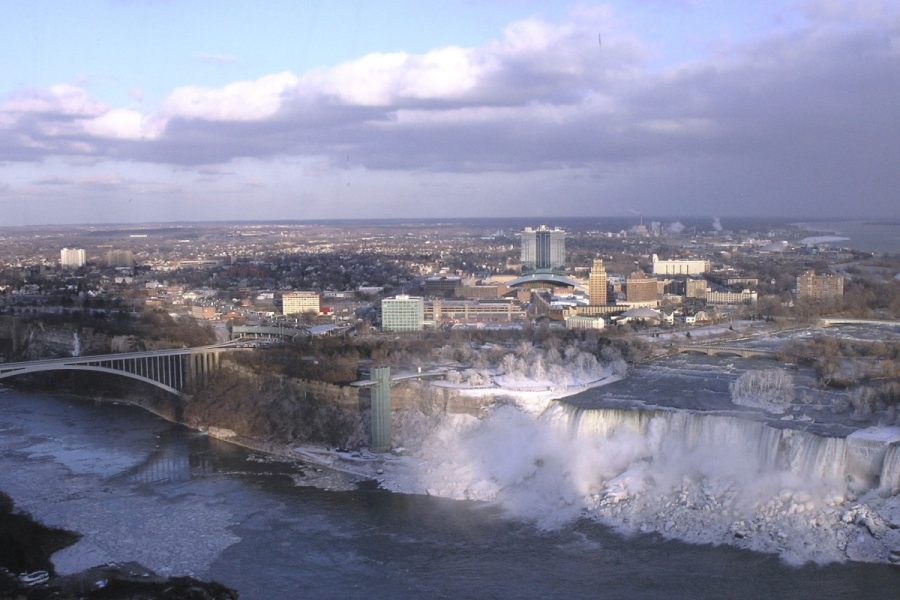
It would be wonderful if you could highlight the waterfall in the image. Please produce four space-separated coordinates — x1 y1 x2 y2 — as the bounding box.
545 404 900 492
415 402 899 564
71 332 82 357
880 443 900 495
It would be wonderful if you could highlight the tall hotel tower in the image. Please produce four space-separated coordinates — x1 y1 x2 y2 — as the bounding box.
520 226 565 272
589 259 608 306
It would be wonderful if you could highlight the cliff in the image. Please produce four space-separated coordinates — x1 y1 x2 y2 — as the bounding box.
174 365 498 451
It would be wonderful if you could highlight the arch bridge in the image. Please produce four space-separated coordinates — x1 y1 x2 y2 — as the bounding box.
0 342 246 397
671 344 777 359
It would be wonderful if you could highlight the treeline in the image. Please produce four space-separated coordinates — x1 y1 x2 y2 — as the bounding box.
225 328 651 385
780 335 899 382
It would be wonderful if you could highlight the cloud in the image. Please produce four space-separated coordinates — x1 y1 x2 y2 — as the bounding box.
199 53 240 66
2 84 106 117
163 71 300 121
81 108 163 140
0 5 899 218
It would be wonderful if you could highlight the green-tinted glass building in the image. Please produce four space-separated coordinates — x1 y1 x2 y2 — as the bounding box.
381 295 424 332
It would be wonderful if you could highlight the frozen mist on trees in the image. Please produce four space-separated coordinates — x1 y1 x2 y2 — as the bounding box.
730 369 795 414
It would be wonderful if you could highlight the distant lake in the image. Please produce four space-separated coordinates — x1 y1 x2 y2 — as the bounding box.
796 219 900 254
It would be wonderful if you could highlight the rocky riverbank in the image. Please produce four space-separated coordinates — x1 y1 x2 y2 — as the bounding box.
0 492 238 599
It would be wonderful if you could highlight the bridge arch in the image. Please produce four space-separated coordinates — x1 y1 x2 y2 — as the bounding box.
678 348 710 356
0 365 183 396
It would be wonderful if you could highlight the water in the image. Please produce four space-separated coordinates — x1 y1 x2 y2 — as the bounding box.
796 220 900 254
565 353 855 435
1 390 898 598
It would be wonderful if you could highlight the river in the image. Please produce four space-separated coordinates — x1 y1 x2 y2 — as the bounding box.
1 387 898 599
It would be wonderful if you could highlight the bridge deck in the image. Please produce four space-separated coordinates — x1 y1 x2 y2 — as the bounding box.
0 342 244 396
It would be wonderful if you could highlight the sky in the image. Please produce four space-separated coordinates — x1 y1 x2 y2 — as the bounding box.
1 0 898 225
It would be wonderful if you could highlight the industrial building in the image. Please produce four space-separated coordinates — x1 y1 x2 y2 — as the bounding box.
651 254 710 276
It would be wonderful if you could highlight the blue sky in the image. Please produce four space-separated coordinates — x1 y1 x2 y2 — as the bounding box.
2 1 794 104
1 1 898 224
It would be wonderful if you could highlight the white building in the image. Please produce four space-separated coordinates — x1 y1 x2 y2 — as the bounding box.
282 291 320 315
651 254 709 276
381 295 425 332
706 289 757 305
60 248 86 268
565 315 605 330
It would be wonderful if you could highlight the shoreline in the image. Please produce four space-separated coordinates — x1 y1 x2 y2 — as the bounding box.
0 490 237 599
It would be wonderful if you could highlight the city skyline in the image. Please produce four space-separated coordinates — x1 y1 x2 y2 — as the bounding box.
2 1 899 225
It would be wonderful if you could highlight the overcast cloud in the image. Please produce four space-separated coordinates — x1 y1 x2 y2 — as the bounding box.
0 2 898 224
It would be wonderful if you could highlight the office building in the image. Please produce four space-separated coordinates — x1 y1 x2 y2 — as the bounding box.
521 226 565 272
796 271 844 301
424 275 462 297
588 259 608 306
626 270 658 305
381 295 425 332
60 248 86 269
282 291 320 316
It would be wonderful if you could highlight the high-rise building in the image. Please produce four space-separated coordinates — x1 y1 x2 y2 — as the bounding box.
588 259 608 306
381 295 425 332
106 249 135 268
796 271 844 301
521 226 565 272
60 248 86 269
282 291 320 315
626 270 658 305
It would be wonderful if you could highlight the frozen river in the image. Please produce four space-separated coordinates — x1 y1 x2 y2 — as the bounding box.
1 389 899 599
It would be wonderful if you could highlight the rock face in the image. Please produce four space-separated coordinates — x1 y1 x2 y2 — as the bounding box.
180 365 498 450
0 318 114 360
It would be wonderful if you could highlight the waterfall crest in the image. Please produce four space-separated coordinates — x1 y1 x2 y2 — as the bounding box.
549 403 900 492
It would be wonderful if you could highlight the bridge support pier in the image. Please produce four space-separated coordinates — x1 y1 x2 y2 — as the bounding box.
370 367 391 452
